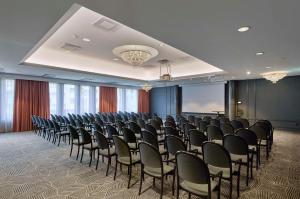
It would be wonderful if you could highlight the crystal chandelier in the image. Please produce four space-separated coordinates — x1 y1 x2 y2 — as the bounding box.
142 83 152 92
261 71 287 83
113 45 158 66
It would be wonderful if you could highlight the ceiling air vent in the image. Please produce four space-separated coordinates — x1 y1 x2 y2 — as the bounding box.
41 74 56 78
94 18 119 32
61 43 81 52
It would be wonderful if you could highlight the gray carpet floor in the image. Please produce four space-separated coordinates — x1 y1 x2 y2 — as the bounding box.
0 129 299 199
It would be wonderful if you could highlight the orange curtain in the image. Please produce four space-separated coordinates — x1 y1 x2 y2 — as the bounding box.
13 80 50 132
100 86 117 112
138 89 149 113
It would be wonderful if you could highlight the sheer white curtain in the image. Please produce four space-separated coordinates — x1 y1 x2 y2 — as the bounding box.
63 84 79 115
117 88 138 113
0 79 15 132
49 83 63 115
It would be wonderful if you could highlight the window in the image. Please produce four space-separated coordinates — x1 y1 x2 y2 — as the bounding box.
0 79 15 132
80 86 90 114
63 84 78 115
117 88 138 113
49 83 59 115
95 87 99 113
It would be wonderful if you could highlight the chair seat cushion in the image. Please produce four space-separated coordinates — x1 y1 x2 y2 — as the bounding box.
248 145 257 151
128 143 138 150
135 134 141 139
144 164 174 177
180 179 218 196
83 143 99 150
99 147 115 156
230 153 248 163
119 154 140 165
190 145 202 153
159 146 167 155
212 139 223 145
208 163 239 179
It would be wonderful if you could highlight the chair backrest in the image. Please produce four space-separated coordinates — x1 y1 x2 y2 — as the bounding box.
151 119 161 131
141 130 159 149
69 125 79 139
188 115 195 124
210 119 220 127
194 117 202 129
95 116 105 126
93 122 104 134
231 120 244 130
221 123 235 135
166 135 186 155
199 120 209 133
63 116 70 125
123 128 137 143
139 142 162 170
189 129 208 147
69 117 76 127
203 116 211 123
176 151 211 186
165 126 180 137
94 131 109 150
113 135 131 159
236 129 258 146
207 125 223 141
253 121 271 136
129 122 141 135
223 135 248 156
164 120 176 128
53 120 61 132
144 124 158 137
79 128 92 144
137 118 146 129
202 142 231 169
106 125 119 139
184 123 196 137
249 125 268 140
237 118 249 128
76 120 84 128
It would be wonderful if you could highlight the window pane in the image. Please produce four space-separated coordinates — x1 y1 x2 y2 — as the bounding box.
95 87 99 113
0 79 15 132
117 88 125 112
63 84 76 115
80 86 90 114
49 83 58 115
125 89 138 113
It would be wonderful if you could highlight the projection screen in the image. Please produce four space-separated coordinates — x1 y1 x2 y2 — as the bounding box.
182 83 225 113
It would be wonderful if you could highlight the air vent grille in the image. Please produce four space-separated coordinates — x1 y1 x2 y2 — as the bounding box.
94 18 119 32
61 43 81 52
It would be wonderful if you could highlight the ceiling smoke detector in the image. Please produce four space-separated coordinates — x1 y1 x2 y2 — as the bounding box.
94 17 120 32
61 43 81 52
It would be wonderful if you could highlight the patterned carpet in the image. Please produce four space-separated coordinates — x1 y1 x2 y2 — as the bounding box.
0 130 299 199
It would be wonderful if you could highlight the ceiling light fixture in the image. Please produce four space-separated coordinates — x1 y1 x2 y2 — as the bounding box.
113 45 159 66
142 83 152 92
261 71 287 83
159 59 172 81
266 66 271 69
82 38 91 42
247 71 251 75
113 58 119 61
238 26 250 32
256 52 264 56
159 43 166 47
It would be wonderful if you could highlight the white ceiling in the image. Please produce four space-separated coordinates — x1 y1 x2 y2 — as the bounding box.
0 0 300 86
23 5 222 81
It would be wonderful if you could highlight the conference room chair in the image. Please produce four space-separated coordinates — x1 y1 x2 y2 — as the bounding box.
116 120 126 134
230 120 244 130
46 119 55 142
151 119 164 136
221 123 235 135
176 151 222 199
123 128 139 153
184 123 196 143
236 129 260 169
254 121 273 149
165 135 186 163
249 125 270 159
194 117 202 130
138 142 175 199
79 128 99 166
106 125 120 144
207 125 224 145
93 122 104 134
202 142 241 199
203 116 212 123
188 129 207 154
94 131 116 175
141 130 168 156
237 118 250 129
69 125 80 159
198 120 209 134
223 135 254 186
144 124 165 144
53 120 70 146
164 126 181 138
188 115 195 125
129 121 142 139
210 119 220 128
113 136 140 189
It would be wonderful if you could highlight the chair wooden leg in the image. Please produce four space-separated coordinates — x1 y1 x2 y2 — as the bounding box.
127 165 132 189
89 150 92 167
106 157 111 176
139 167 143 195
70 143 73 157
237 172 240 197
58 135 61 146
229 177 232 199
76 145 80 160
188 193 191 199
80 146 84 163
96 153 99 170
172 172 175 195
246 163 249 186
114 159 118 180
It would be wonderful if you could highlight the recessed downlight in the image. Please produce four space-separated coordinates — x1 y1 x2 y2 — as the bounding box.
266 66 271 69
113 58 119 61
238 26 250 32
82 38 91 42
256 52 264 56
247 71 251 75
159 43 166 47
